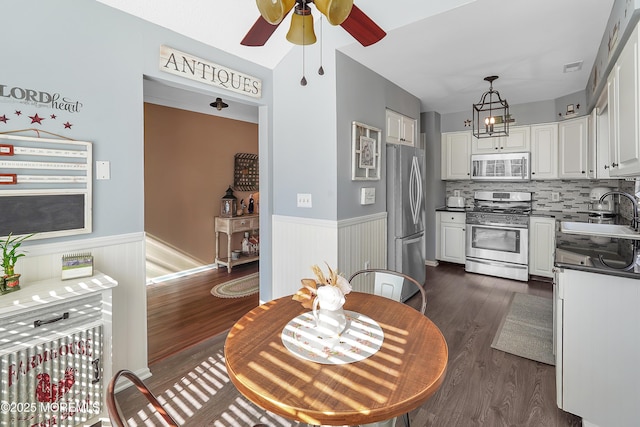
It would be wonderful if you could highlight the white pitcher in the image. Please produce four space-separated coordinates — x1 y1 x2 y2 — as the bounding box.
312 285 347 340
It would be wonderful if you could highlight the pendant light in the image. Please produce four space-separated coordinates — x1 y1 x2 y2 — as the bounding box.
210 97 228 111
472 76 510 138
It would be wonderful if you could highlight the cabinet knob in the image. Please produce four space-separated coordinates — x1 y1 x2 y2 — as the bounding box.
532 172 536 175
612 162 619 168
581 171 585 174
604 165 610 169
495 147 499 150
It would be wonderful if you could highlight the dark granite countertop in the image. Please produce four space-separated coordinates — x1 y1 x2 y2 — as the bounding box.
555 246 640 280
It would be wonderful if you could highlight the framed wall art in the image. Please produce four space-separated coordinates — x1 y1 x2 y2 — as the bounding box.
352 121 381 181
234 152 259 191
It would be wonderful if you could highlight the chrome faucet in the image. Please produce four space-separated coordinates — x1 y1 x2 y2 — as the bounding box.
600 191 640 231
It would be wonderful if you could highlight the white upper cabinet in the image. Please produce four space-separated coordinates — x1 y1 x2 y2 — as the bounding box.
471 125 531 154
558 116 589 179
386 109 416 146
608 23 640 176
441 131 471 180
530 123 558 180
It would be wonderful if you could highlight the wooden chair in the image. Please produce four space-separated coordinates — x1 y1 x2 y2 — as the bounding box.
348 268 427 427
107 369 179 427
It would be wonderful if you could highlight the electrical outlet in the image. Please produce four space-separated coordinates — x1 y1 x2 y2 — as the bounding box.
297 193 312 208
454 190 461 197
551 192 560 202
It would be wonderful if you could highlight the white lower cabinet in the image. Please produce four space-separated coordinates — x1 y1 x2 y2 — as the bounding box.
555 268 640 426
436 211 466 264
528 216 556 277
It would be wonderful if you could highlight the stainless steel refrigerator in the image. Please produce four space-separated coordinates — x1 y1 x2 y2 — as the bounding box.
386 144 426 301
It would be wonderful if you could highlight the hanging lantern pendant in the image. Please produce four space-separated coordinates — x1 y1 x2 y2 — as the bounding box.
472 75 510 139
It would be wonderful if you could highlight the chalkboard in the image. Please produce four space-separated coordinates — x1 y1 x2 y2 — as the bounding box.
0 133 92 240
0 194 87 237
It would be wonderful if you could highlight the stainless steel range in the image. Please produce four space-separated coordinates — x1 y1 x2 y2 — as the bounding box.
465 191 532 281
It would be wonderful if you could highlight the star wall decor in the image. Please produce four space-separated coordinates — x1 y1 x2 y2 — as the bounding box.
1 109 75 130
29 113 44 124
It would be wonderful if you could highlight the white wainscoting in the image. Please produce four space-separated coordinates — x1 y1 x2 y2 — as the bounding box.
272 216 339 299
16 233 150 381
338 212 387 294
271 213 387 298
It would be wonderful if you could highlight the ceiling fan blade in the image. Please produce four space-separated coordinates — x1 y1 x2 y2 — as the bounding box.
340 4 386 47
241 16 281 46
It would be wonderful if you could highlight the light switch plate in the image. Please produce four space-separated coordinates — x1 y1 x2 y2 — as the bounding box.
360 187 375 205
551 192 560 202
297 193 312 208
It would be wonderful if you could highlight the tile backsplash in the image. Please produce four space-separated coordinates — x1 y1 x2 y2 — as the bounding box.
445 178 639 254
445 179 621 212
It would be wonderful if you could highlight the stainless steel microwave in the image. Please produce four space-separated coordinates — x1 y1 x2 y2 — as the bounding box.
470 152 531 181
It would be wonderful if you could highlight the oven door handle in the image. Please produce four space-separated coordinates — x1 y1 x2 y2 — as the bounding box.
466 222 528 229
467 258 528 270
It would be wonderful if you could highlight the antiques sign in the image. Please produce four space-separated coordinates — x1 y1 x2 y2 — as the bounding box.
159 45 262 98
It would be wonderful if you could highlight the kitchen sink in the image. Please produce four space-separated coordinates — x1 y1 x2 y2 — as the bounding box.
560 222 640 240
555 248 594 266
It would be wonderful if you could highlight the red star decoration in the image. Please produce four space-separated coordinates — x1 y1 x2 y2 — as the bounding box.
29 113 44 124
15 110 21 116
50 114 57 119
0 115 8 123
63 122 73 129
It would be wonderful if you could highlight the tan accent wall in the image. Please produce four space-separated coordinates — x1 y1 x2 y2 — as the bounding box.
144 103 258 264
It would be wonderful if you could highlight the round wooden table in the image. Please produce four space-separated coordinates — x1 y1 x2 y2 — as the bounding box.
224 292 448 426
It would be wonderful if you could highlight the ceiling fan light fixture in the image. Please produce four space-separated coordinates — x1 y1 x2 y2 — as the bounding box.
286 4 316 45
210 97 228 111
256 0 296 25
472 75 510 139
314 0 353 25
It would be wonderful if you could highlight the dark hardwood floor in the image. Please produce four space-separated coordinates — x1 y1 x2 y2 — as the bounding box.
146 262 259 365
117 262 581 426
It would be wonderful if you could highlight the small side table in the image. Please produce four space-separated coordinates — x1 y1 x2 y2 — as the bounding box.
214 215 259 272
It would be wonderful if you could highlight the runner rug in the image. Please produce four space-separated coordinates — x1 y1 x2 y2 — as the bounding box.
491 292 555 365
210 272 259 298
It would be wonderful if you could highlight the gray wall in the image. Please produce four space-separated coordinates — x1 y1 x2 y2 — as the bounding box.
335 52 421 221
422 111 445 263
3 0 271 244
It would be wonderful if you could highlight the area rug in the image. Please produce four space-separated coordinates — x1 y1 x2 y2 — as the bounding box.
211 273 259 298
491 292 555 365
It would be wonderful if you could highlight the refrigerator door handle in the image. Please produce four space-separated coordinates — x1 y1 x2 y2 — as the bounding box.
409 156 422 226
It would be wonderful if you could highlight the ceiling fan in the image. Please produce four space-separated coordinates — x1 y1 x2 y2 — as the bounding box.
241 0 386 47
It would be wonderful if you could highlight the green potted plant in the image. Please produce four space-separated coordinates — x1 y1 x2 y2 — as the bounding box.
1 232 34 293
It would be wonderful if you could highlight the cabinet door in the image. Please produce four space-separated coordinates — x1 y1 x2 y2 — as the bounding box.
595 92 611 179
608 70 619 176
441 131 471 180
401 116 416 146
386 110 402 144
471 137 498 154
440 224 466 263
501 126 531 152
558 116 588 178
529 216 556 278
530 123 558 180
612 25 640 176
587 109 597 179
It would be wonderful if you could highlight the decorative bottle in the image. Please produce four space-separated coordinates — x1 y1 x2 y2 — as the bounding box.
241 232 250 255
